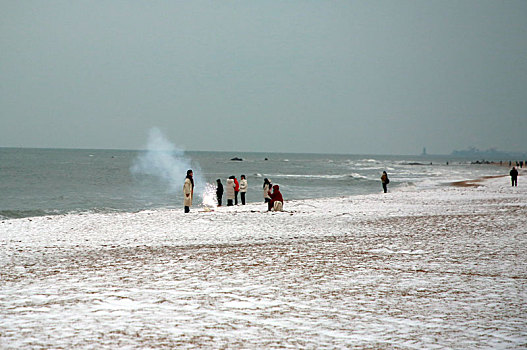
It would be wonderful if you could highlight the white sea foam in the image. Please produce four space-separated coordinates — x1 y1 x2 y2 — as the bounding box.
350 172 370 180
266 173 364 180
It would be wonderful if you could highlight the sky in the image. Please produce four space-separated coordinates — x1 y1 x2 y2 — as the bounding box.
1 1 526 155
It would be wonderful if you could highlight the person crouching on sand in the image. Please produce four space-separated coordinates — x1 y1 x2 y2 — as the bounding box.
226 176 235 206
381 171 390 193
183 169 194 213
270 184 284 211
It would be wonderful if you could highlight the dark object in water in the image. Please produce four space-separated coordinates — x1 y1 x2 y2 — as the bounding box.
231 157 243 161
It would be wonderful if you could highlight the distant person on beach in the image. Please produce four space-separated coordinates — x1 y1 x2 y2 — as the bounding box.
270 185 284 211
510 167 518 187
263 178 272 210
239 175 248 205
183 169 194 213
226 176 235 206
234 177 240 205
381 171 390 193
216 179 224 206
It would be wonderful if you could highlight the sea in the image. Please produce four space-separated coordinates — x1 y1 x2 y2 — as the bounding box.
0 147 508 220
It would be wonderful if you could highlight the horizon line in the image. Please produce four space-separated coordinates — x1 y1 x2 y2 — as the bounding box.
0 145 448 157
2 145 526 159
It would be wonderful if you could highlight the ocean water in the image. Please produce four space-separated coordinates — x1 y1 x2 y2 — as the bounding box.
0 147 507 219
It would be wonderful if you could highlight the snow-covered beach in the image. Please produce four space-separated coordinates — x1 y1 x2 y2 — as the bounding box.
1 175 526 349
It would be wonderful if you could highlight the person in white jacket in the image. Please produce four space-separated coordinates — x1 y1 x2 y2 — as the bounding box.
239 175 248 205
226 176 235 206
183 169 194 213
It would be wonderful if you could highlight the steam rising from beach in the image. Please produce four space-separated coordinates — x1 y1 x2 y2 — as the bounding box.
131 127 214 206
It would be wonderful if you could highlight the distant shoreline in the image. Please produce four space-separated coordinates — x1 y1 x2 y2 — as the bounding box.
450 169 525 187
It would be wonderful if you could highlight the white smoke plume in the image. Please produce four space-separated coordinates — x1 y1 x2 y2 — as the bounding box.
131 127 213 206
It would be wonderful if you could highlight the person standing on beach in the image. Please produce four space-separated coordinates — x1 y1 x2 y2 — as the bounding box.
183 169 194 213
263 178 272 210
381 171 390 193
510 166 518 187
234 177 240 205
239 175 248 205
226 176 235 206
216 179 224 206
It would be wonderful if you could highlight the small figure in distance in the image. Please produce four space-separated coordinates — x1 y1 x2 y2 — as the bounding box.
510 166 518 187
381 171 390 193
226 176 235 206
183 169 194 213
263 178 272 211
270 184 284 211
216 179 224 206
239 175 248 205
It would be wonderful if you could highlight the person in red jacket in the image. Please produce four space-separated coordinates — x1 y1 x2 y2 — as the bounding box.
269 184 284 211
234 177 240 205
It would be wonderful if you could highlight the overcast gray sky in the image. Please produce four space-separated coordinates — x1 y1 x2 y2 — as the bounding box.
1 1 526 155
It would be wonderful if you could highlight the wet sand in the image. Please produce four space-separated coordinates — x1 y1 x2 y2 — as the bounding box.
1 176 526 348
450 174 506 187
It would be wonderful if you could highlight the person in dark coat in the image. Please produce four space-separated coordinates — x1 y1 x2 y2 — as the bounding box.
263 178 272 210
381 171 389 193
216 179 224 206
510 167 518 187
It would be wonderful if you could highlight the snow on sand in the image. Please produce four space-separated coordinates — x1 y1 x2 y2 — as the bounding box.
1 176 526 348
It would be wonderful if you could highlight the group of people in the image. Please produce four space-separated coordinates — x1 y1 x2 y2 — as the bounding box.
183 170 284 213
215 175 248 207
183 165 520 213
507 160 525 168
263 178 284 211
